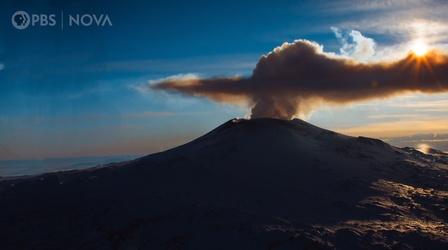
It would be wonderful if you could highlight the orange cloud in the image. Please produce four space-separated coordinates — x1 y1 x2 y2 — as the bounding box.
153 39 448 119
337 118 448 138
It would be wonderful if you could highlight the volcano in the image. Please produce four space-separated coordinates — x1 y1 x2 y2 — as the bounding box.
1 118 448 249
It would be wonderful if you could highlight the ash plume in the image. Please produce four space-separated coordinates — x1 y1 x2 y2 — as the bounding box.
152 40 448 119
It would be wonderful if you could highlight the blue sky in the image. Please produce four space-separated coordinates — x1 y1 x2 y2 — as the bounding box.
2 0 448 160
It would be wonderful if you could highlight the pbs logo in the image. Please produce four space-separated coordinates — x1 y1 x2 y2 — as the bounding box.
12 11 30 30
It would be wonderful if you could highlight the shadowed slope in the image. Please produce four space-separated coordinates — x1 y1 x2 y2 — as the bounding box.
1 118 447 249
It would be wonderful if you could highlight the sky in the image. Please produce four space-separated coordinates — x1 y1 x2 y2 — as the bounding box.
1 0 448 160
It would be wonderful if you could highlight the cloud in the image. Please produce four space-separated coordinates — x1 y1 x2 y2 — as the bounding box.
0 63 4 70
130 74 201 94
390 99 448 112
337 118 448 138
332 27 376 62
152 39 448 120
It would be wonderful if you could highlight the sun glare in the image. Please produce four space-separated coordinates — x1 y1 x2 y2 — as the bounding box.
411 40 428 57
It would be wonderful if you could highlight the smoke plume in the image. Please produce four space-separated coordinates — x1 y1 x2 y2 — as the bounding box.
152 39 448 119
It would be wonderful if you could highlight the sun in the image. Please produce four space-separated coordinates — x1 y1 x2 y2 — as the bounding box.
411 40 428 57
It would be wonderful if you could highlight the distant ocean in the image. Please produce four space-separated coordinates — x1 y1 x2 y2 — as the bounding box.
0 155 140 176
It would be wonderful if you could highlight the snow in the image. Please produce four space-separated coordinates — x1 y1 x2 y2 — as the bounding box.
0 118 447 249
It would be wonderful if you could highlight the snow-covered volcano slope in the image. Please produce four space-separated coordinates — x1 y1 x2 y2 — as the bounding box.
1 118 448 249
